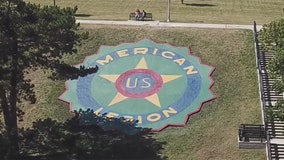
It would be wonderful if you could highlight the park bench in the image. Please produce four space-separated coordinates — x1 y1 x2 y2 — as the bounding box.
238 124 266 142
128 12 152 21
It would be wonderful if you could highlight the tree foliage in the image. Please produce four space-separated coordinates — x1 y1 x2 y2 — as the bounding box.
267 101 284 120
0 110 165 159
259 19 284 93
16 110 166 160
259 19 284 120
0 0 97 157
259 19 284 51
267 49 284 93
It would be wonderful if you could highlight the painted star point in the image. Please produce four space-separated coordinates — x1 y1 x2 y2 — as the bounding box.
99 57 182 107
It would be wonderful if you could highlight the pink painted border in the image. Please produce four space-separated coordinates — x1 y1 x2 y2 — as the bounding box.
58 39 216 132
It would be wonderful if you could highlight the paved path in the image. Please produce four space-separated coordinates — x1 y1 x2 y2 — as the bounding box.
76 20 263 31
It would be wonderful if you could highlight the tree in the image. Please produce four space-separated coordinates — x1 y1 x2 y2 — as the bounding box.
259 19 284 93
267 101 284 120
17 110 166 160
267 49 284 93
259 19 284 119
259 19 284 51
0 0 97 157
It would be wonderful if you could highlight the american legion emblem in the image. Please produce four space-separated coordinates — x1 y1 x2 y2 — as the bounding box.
59 39 215 132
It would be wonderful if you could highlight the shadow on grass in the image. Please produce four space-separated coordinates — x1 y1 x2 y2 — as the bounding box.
14 109 167 160
185 3 216 7
75 14 92 17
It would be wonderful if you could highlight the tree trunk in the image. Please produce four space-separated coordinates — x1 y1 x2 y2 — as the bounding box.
0 44 20 157
6 37 21 157
0 1 20 157
4 1 20 156
0 87 19 158
9 69 20 157
1 16 20 158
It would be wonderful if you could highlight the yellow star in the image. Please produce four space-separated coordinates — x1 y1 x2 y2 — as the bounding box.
99 57 182 107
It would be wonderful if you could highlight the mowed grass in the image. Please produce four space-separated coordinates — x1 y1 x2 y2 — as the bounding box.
20 25 265 160
26 0 284 24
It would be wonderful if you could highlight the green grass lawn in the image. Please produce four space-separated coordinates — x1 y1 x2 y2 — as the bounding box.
20 25 266 159
26 0 284 24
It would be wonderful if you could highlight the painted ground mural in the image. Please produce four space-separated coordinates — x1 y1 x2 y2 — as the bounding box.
59 39 215 132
